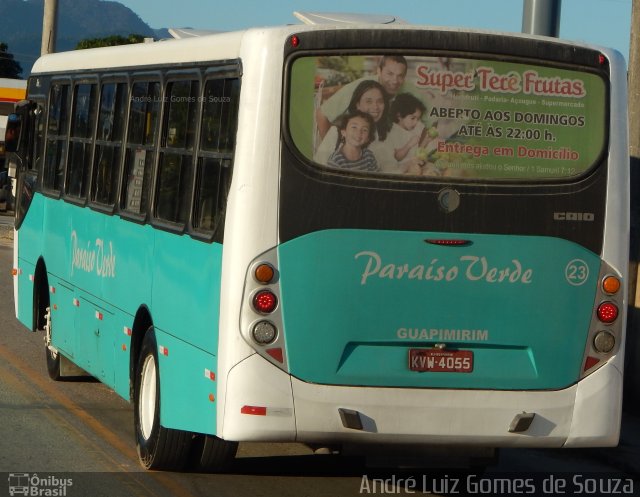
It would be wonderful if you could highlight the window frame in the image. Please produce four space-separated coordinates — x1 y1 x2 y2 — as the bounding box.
190 74 241 243
151 71 202 234
63 77 99 206
118 72 163 224
41 77 72 198
88 76 129 214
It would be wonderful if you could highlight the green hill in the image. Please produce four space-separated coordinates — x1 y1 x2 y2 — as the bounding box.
0 0 157 75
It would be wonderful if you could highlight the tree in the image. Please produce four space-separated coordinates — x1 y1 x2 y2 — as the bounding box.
0 43 23 78
75 34 146 50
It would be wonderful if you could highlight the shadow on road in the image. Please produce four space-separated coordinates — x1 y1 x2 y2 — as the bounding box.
228 454 365 476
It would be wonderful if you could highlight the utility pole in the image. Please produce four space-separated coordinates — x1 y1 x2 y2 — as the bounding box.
521 0 561 37
626 0 640 413
41 0 58 55
630 1 639 164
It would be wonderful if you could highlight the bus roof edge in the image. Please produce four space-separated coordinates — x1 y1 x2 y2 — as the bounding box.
293 11 408 25
168 28 225 39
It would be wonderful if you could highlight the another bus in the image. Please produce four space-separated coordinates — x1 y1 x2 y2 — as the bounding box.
0 78 26 208
7 13 629 471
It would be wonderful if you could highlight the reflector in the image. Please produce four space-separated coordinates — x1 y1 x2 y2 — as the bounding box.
266 348 284 363
584 356 600 371
241 405 267 415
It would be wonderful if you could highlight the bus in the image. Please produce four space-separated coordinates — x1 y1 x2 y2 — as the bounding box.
7 12 629 471
7 473 30 497
0 78 26 208
0 78 26 132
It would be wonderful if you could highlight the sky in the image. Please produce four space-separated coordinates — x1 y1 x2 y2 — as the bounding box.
117 0 633 62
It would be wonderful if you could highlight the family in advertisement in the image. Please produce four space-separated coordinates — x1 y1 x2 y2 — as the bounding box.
302 54 601 179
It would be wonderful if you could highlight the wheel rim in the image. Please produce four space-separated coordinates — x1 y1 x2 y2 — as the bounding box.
139 354 157 440
48 346 58 360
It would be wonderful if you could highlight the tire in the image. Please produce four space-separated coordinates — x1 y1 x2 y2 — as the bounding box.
45 341 61 381
134 328 192 470
34 275 61 381
189 434 238 473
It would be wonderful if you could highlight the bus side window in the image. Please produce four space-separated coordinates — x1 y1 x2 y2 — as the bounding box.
121 81 160 215
66 83 97 199
193 157 233 236
193 78 240 241
155 79 200 225
43 83 70 192
92 82 126 206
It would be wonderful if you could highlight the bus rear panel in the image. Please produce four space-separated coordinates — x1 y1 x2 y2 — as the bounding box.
224 28 628 448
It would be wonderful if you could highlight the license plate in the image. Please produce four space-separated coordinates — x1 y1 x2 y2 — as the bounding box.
409 349 474 373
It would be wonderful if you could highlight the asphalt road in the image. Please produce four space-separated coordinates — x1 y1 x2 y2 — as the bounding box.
0 237 370 497
0 224 635 497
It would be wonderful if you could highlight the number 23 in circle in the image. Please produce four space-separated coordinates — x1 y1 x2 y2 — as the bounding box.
565 259 589 286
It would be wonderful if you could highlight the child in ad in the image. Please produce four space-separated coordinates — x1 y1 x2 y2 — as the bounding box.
387 93 427 163
327 110 379 172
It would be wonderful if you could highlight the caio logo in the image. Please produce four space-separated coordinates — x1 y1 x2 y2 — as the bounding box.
553 212 595 222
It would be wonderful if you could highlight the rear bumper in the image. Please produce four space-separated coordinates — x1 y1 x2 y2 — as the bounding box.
222 354 621 448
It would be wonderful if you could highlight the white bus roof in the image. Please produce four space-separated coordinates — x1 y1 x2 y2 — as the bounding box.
168 28 225 39
29 12 618 76
292 11 407 25
30 29 247 74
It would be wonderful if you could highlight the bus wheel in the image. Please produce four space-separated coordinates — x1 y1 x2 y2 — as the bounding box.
45 345 61 380
189 434 238 473
134 328 192 470
43 306 61 381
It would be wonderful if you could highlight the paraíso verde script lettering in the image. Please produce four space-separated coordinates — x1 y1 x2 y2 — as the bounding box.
70 230 116 278
355 251 533 286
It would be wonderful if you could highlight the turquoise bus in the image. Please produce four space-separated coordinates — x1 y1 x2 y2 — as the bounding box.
7 13 629 471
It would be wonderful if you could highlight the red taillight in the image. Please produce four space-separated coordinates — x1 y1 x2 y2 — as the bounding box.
253 290 277 314
290 35 300 48
425 239 471 246
597 302 618 323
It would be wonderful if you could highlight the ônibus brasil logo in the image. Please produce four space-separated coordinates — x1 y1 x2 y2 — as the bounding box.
7 473 73 497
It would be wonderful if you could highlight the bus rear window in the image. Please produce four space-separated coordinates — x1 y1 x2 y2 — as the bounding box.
288 54 607 181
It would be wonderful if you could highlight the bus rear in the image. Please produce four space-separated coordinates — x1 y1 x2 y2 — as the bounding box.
224 27 628 449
